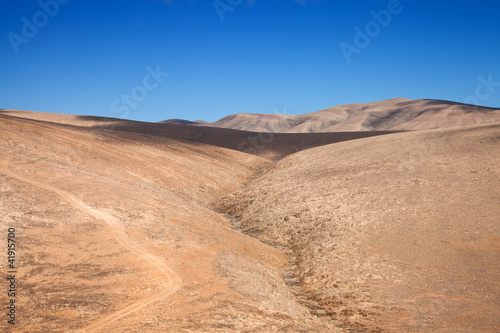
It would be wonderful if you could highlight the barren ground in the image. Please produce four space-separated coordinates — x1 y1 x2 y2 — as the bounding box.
0 115 341 332
1 111 499 332
215 123 500 332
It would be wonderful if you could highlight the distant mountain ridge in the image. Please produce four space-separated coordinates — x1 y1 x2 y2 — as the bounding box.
160 98 500 132
162 119 207 126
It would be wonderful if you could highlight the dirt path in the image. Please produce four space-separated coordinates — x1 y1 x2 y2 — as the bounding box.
0 165 182 332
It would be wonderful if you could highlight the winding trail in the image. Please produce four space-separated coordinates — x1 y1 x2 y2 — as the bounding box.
0 165 182 332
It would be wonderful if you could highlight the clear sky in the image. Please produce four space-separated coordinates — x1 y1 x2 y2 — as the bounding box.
1 0 500 122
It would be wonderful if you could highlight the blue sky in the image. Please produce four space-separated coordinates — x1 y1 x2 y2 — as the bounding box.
1 0 499 122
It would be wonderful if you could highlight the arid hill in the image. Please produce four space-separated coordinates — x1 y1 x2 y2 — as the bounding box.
161 98 500 133
215 123 500 332
1 108 499 332
0 114 344 332
0 109 394 159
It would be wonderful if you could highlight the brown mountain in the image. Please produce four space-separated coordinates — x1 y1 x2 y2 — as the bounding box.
161 98 500 132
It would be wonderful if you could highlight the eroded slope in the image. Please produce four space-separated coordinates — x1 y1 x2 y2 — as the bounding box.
0 114 340 332
215 123 500 332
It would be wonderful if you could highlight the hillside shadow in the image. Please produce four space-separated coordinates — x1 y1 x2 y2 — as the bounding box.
77 115 399 159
